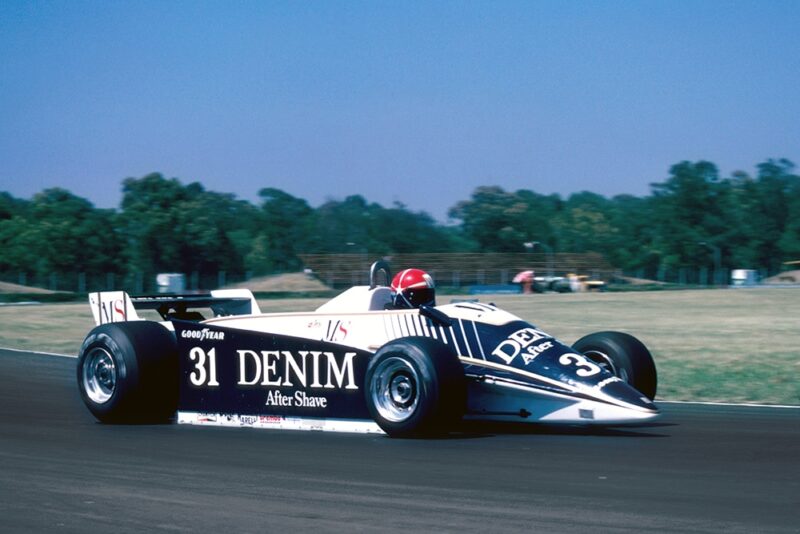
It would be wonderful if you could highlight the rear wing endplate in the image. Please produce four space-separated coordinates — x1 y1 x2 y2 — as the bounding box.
88 289 261 326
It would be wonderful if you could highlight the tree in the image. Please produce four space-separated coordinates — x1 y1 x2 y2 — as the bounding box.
120 173 255 284
3 156 798 290
554 192 617 255
0 188 121 283
649 161 728 273
749 159 798 272
605 194 658 274
245 233 271 276
257 188 315 271
369 202 463 254
449 186 560 252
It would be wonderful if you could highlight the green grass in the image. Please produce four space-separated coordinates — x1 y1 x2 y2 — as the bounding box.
1 288 797 405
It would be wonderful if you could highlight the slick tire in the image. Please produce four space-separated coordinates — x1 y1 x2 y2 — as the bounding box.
573 331 657 400
77 321 178 423
365 337 465 438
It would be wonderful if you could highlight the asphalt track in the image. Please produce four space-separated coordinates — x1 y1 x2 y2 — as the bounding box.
1 349 798 533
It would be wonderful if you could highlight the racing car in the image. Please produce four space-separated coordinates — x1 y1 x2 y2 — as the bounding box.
77 261 658 437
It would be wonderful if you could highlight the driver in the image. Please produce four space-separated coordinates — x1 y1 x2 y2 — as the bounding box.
390 268 436 309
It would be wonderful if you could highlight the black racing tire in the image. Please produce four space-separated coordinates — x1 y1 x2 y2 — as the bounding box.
365 336 465 438
77 321 178 423
573 331 657 400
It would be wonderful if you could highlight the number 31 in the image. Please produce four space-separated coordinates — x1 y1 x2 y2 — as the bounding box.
189 347 219 386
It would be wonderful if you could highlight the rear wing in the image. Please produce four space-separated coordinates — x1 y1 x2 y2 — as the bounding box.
88 289 261 326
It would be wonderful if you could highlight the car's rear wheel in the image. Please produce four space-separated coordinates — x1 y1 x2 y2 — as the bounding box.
573 331 657 400
365 337 465 438
77 321 178 423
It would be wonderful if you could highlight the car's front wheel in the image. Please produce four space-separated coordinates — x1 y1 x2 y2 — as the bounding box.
573 331 657 400
77 321 178 423
365 337 465 438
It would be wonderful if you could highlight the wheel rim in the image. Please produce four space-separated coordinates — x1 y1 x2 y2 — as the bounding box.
583 350 629 383
369 356 420 423
82 347 117 404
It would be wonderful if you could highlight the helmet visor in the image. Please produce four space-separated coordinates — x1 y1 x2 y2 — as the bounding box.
406 287 435 308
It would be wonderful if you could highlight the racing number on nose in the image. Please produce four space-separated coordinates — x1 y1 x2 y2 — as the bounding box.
189 347 220 387
558 353 601 377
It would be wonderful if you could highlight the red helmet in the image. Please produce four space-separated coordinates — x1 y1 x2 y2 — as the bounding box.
391 269 436 309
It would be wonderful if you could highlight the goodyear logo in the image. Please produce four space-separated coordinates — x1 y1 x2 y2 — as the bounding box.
181 328 225 341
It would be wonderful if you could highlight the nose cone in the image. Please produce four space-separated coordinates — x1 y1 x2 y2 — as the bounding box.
536 378 659 424
597 378 659 413
553 378 659 425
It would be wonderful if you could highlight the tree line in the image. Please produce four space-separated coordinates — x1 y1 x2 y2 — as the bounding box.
1 158 798 290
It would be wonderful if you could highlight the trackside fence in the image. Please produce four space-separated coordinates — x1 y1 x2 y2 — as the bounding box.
2 258 772 295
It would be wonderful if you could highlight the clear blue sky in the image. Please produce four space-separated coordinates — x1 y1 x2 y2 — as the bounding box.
1 1 798 221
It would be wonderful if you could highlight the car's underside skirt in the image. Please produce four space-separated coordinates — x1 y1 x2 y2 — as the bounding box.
177 411 384 434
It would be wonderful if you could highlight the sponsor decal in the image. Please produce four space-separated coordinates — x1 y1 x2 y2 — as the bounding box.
491 327 553 365
325 320 350 343
595 376 623 390
92 295 127 323
265 389 292 407
239 415 258 426
305 319 350 343
178 327 370 419
521 341 553 365
181 328 225 341
197 414 217 423
265 390 329 408
236 349 358 390
259 415 283 424
112 300 126 320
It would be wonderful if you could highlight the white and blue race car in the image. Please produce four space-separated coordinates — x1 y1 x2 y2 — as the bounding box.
77 261 658 437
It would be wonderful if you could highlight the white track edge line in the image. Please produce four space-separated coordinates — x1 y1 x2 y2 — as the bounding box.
0 346 75 358
658 400 800 409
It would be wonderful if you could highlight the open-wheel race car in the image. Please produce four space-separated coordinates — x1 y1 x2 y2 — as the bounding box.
77 261 658 437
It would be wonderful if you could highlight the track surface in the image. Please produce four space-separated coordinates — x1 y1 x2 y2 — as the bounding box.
1 350 798 533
